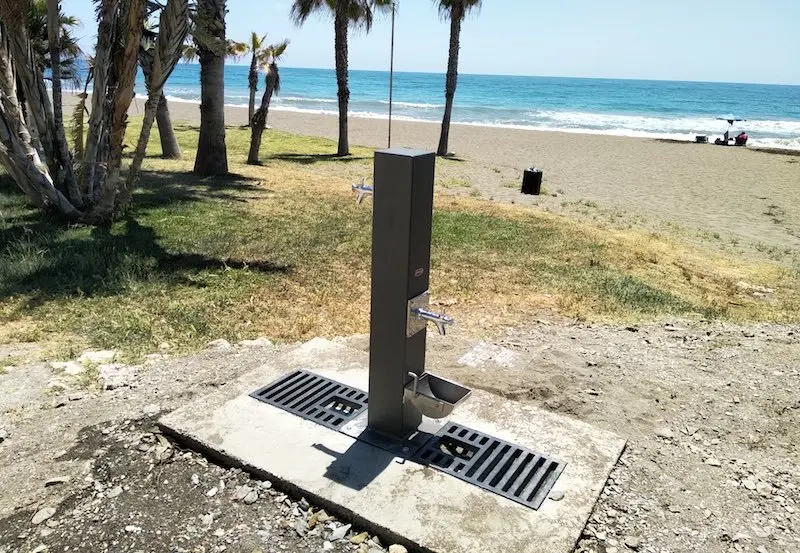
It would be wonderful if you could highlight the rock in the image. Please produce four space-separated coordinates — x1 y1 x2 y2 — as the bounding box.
51 361 85 375
756 547 768 553
78 350 117 364
350 532 370 544
142 404 160 416
0 427 7 442
32 545 47 553
756 482 773 496
742 477 757 490
31 507 56 525
107 486 123 499
205 339 232 350
99 364 133 390
238 338 273 348
388 546 408 553
294 519 307 537
655 427 675 440
124 525 141 533
731 533 750 542
322 542 333 551
44 477 69 487
549 490 565 501
624 536 641 550
213 528 225 537
667 505 682 513
329 523 351 541
232 485 252 502
191 474 200 485
201 514 214 526
206 487 218 497
243 490 259 504
67 392 85 402
705 457 722 467
299 497 310 510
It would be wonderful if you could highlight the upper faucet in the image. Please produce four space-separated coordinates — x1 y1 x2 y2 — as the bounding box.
352 177 374 204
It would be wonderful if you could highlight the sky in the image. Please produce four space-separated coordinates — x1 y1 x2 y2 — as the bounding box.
62 0 800 85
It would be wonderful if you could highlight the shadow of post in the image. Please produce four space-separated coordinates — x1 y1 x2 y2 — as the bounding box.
313 442 398 492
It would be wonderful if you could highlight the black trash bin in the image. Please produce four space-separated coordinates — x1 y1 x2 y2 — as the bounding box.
521 167 542 195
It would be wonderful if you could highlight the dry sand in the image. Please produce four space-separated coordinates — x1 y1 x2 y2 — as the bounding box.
126 96 800 250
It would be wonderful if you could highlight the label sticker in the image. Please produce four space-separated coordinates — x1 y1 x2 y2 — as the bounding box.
414 268 425 277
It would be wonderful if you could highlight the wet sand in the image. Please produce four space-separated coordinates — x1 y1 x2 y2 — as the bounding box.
125 96 800 249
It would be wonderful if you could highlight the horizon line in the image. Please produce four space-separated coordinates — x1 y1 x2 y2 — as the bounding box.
216 61 800 87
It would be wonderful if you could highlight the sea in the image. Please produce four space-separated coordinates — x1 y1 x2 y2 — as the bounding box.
127 64 800 150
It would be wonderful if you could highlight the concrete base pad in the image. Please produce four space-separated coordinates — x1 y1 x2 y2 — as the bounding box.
160 339 625 553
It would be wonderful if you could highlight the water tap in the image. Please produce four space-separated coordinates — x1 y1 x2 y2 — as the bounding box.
411 306 455 336
351 177 374 205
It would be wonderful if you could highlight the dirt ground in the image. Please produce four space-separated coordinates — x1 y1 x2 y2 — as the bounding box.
1 318 798 553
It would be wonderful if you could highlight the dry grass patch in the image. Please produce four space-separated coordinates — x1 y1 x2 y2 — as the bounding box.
0 120 797 359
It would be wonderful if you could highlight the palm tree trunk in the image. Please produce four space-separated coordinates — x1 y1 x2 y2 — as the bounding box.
46 0 81 206
334 7 349 157
156 93 181 158
247 54 258 125
437 8 462 157
90 0 146 221
193 0 228 176
124 90 161 194
247 66 276 165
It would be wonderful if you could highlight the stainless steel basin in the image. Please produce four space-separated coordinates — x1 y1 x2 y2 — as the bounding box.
404 372 472 419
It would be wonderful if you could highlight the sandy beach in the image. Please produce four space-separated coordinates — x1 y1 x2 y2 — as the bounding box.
123 95 800 250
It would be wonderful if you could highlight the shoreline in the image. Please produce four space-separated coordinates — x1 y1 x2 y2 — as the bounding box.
132 93 800 153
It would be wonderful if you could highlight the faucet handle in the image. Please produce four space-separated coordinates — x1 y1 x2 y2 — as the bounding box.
351 177 374 205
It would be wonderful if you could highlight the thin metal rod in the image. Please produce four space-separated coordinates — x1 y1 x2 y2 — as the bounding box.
388 3 396 148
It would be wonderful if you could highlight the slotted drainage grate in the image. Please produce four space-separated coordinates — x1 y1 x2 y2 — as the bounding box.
413 422 566 510
250 370 368 431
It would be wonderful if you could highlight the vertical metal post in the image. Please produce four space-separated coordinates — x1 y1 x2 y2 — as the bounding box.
387 3 396 148
367 149 435 439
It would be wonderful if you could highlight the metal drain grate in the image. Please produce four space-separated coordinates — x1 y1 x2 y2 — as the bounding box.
250 370 368 431
414 423 566 510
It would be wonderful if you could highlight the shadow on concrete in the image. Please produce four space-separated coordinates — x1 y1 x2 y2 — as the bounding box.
313 442 397 491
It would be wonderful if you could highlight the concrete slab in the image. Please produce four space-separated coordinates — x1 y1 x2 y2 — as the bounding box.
161 339 625 553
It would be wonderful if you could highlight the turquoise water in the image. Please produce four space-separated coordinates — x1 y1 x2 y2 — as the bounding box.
136 64 800 149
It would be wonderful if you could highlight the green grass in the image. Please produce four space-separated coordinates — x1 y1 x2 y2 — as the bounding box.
1 119 798 358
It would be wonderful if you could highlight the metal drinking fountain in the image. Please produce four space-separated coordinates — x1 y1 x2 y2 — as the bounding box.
250 148 564 510
364 148 471 442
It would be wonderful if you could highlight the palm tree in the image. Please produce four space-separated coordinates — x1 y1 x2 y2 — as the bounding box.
0 0 146 221
435 0 480 157
247 40 288 165
124 0 190 201
246 32 267 125
291 0 392 156
193 0 229 176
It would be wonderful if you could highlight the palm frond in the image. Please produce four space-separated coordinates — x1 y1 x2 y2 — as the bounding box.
290 0 328 25
226 39 247 59
435 0 482 21
181 42 198 61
